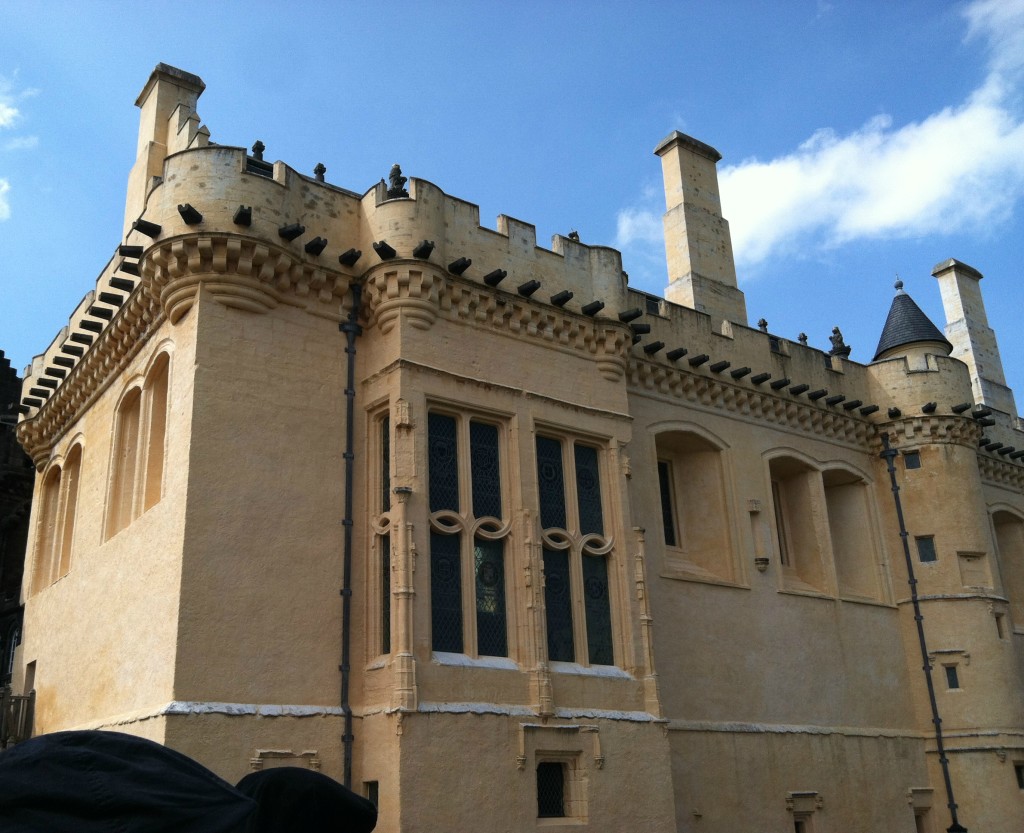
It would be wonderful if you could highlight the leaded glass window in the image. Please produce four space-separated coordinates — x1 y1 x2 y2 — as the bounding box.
536 435 567 530
430 530 463 653
537 762 566 818
475 538 507 657
574 444 604 535
428 413 459 513
582 554 612 665
536 433 615 667
428 411 510 657
543 547 574 662
470 421 501 519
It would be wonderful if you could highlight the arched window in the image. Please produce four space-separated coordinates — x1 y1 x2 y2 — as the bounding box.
57 444 83 581
993 510 1024 627
655 430 736 583
822 468 881 601
143 352 169 511
32 442 86 594
31 464 62 593
107 387 142 537
105 352 171 539
768 455 828 593
536 434 614 667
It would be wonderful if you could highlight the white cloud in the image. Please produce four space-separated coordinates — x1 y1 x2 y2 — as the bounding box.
615 207 662 248
0 74 39 222
0 74 34 130
615 0 1024 275
0 102 18 130
0 179 11 221
2 136 38 152
717 0 1024 268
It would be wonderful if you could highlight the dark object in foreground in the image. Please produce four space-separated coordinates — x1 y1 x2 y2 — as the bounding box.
237 767 378 833
0 730 377 833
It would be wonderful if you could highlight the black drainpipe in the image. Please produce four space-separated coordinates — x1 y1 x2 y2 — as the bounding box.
880 433 966 833
339 282 363 789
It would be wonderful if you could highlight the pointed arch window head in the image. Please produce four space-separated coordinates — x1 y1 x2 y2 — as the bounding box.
105 352 171 539
536 433 614 667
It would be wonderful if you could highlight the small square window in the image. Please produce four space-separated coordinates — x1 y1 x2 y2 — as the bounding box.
904 451 921 470
916 536 937 563
363 781 379 808
944 665 960 689
645 296 661 316
1015 763 1024 789
537 762 566 818
769 335 782 353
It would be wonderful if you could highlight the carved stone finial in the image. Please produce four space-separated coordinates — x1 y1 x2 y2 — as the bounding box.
568 230 580 241
252 140 265 161
829 326 851 357
314 162 326 182
387 164 409 198
798 332 808 346
757 318 768 332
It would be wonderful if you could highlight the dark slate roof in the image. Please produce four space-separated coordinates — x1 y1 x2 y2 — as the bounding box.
873 281 952 361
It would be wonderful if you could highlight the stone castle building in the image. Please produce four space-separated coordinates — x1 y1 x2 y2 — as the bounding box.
9 64 1024 832
1 349 32 692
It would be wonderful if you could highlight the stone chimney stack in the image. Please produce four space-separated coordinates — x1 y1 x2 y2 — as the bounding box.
123 64 206 237
655 131 747 328
932 258 1017 417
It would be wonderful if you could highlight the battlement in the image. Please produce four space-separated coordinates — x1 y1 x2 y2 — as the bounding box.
16 64 1019 467
17 132 999 450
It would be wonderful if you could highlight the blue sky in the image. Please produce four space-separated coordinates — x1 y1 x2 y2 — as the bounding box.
2 1 1023 406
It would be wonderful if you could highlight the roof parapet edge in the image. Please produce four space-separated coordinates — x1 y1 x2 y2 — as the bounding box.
135 63 206 107
931 258 983 281
653 130 722 163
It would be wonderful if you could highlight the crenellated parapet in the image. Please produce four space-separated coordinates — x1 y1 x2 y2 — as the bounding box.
873 414 984 453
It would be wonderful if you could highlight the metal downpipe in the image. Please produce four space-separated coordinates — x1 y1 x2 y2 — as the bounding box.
880 434 966 833
339 282 363 789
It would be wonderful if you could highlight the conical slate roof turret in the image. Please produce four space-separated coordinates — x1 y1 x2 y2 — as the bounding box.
873 280 952 361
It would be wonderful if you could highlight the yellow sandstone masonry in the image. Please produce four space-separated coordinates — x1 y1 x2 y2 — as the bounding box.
12 64 1024 833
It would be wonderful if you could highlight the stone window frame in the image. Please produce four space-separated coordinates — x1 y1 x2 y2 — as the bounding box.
767 450 834 596
766 450 888 603
426 404 514 661
533 425 618 669
820 464 888 603
103 348 172 540
652 422 742 587
517 723 599 826
990 506 1024 633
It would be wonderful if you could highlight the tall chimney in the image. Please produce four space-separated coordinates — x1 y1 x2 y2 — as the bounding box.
655 131 746 328
123 64 206 237
932 258 1017 417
